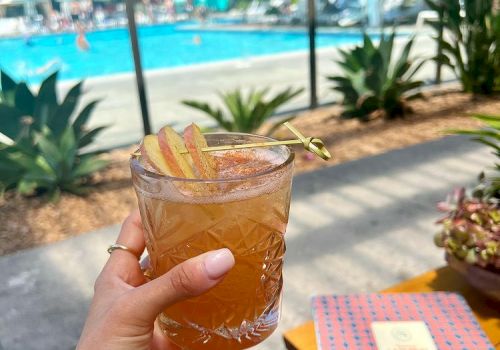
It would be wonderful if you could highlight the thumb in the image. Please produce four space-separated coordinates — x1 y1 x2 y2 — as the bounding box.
125 248 235 324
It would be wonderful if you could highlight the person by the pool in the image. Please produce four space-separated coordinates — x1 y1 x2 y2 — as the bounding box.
192 35 202 45
76 23 90 51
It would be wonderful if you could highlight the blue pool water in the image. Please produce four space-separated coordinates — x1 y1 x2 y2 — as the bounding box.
0 24 371 83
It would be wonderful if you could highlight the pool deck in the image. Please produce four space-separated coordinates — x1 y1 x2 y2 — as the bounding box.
176 24 418 34
61 32 453 151
0 135 492 350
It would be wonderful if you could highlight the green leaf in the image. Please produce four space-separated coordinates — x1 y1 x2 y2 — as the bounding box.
223 90 247 131
59 126 77 172
61 182 90 196
24 157 57 181
357 94 379 114
1 70 17 94
448 129 499 138
341 106 371 122
253 87 303 132
35 131 62 172
182 100 231 131
406 91 425 101
392 37 415 79
72 100 100 137
78 126 108 148
378 30 395 69
404 59 427 81
362 33 375 54
424 0 442 13
365 52 384 94
439 40 460 59
33 71 58 129
473 114 500 129
60 126 76 157
471 137 500 152
399 80 425 94
327 76 352 84
10 134 38 157
14 82 35 116
71 156 108 178
0 149 25 190
17 179 38 195
433 53 453 69
49 81 82 137
0 104 24 139
34 155 57 177
48 187 61 202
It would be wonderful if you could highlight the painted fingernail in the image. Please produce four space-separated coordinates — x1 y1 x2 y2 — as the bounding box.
204 248 235 280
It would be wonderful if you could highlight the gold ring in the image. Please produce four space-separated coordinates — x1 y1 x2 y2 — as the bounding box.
107 243 140 259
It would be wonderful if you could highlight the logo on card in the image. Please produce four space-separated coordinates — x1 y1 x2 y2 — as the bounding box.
371 321 438 350
391 327 412 342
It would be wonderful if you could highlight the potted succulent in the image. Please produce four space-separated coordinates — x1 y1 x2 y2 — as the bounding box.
434 115 500 301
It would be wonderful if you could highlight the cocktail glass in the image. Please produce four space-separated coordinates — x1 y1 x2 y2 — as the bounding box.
130 132 294 350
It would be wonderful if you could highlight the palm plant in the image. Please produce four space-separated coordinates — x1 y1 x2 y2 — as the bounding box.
435 114 500 269
327 31 426 122
425 0 500 94
0 70 108 199
182 87 303 134
449 114 500 200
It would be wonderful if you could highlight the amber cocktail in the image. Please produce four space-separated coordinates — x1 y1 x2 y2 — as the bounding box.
131 132 294 350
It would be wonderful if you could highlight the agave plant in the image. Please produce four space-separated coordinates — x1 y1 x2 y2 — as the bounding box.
327 31 426 121
182 87 303 134
425 0 500 94
0 70 108 199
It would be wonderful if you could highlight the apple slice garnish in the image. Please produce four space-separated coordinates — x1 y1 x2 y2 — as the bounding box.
140 134 173 175
158 126 196 178
184 123 218 179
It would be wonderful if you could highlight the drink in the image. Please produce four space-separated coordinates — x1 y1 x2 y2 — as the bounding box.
131 132 294 350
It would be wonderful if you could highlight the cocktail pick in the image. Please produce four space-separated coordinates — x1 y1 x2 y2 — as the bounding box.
133 122 331 160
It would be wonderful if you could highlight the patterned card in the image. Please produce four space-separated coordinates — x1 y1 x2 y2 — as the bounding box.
311 293 495 350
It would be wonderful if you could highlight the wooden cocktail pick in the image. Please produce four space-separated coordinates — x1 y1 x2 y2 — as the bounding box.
133 122 332 160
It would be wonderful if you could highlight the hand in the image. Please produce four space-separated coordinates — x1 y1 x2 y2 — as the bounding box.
77 209 235 350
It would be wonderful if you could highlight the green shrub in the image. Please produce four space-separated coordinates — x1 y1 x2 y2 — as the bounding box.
327 31 426 122
0 71 108 199
434 114 500 269
182 87 303 134
425 0 500 94
448 114 500 200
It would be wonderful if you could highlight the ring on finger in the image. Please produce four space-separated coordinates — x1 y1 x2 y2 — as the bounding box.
107 243 141 259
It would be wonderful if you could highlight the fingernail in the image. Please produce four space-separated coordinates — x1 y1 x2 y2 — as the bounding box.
204 248 235 280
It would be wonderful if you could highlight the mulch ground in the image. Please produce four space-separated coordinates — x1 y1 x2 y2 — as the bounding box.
1 88 498 256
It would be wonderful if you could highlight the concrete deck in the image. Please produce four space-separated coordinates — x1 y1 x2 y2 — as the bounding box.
0 136 491 350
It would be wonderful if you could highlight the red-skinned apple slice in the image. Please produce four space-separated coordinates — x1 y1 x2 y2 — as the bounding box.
140 134 172 175
184 123 218 179
158 126 196 178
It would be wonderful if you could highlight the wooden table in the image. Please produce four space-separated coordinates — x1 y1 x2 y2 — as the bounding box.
283 266 500 350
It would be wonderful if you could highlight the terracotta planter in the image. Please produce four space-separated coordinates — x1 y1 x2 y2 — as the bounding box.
446 253 500 302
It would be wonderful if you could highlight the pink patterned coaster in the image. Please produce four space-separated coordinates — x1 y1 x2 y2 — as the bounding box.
311 293 494 350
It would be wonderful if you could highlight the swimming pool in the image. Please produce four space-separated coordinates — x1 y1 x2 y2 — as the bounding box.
0 24 372 83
